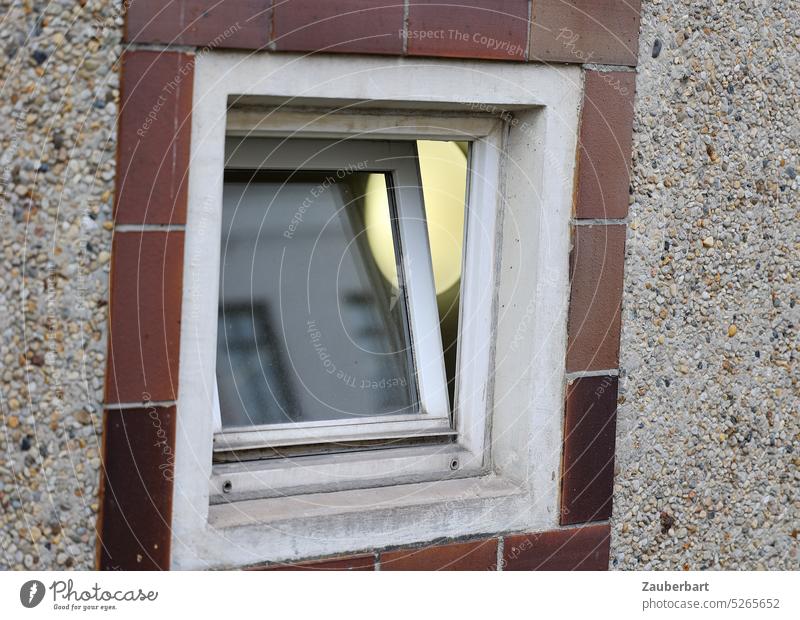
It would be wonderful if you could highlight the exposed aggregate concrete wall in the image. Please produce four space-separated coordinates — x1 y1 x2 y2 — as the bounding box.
612 0 799 569
0 0 796 570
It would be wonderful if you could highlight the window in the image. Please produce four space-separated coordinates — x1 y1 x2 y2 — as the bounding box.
209 124 493 499
213 135 472 463
172 53 581 568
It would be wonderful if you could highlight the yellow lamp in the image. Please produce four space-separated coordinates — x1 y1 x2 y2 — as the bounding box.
363 140 467 297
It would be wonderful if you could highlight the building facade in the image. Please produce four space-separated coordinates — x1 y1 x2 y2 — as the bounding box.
0 1 796 570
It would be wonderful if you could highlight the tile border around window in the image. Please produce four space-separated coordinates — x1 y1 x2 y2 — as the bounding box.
98 1 640 570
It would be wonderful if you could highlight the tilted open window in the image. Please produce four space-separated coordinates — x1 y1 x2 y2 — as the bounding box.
206 108 503 501
214 137 464 454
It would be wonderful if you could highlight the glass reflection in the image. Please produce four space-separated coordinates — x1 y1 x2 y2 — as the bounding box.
217 171 415 427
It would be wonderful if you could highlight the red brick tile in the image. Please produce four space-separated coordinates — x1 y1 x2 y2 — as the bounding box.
98 406 176 570
273 0 404 55
503 525 610 570
125 0 271 49
566 224 626 372
116 51 193 225
530 0 642 66
381 539 498 570
561 375 618 524
407 1 528 61
105 232 185 404
259 555 375 571
575 70 637 219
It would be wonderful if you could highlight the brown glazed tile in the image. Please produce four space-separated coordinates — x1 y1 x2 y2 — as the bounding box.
529 0 642 66
273 0 404 55
381 539 498 570
561 375 618 524
575 70 637 219
98 407 176 570
116 51 193 225
259 555 376 571
125 0 271 49
406 0 528 61
566 224 626 372
105 231 185 404
503 524 611 570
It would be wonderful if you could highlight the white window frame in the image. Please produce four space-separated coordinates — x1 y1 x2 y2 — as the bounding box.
172 52 582 569
210 124 502 501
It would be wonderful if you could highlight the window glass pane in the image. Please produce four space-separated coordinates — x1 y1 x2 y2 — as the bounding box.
217 171 416 428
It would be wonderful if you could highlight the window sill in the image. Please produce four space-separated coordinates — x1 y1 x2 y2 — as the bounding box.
174 474 535 570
